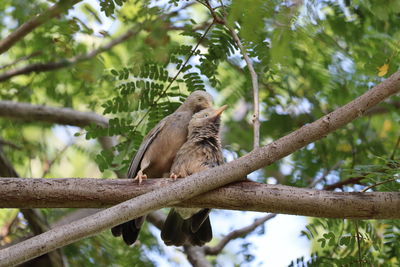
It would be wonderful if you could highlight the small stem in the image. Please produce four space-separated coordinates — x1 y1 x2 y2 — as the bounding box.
390 134 400 160
200 0 260 149
361 178 398 192
354 220 362 267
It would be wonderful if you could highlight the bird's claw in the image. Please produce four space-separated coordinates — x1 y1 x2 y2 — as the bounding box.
170 173 181 181
133 171 147 185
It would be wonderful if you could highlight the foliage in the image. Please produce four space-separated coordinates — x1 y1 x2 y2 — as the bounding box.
0 0 399 266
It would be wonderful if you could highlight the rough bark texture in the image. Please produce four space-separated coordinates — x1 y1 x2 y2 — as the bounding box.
0 178 398 219
0 70 399 266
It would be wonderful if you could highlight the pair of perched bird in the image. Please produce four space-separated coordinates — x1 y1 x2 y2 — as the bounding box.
111 90 226 247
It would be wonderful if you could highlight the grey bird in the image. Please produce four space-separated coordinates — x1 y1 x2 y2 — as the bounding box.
111 90 213 245
161 105 226 246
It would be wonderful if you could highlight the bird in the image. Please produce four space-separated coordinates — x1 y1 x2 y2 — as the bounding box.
161 105 226 246
111 90 213 246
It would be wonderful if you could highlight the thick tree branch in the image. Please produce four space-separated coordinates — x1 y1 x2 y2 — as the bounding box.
0 100 108 127
204 214 276 255
0 0 82 55
0 100 116 152
0 178 398 219
0 70 399 266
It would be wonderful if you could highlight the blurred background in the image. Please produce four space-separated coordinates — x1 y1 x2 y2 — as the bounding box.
0 0 399 266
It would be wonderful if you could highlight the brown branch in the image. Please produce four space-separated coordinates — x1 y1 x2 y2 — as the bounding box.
204 213 276 255
323 176 366 191
309 160 344 188
0 178 398 219
0 51 42 70
0 69 399 266
184 246 211 267
0 0 82 55
0 100 108 127
0 26 140 82
363 100 400 116
0 100 117 169
0 139 22 150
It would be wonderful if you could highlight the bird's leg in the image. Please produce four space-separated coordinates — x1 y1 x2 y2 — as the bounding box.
133 169 147 185
170 173 182 181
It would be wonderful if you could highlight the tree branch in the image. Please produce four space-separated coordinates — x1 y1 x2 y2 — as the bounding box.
184 246 211 267
323 176 366 191
201 0 260 148
0 148 66 267
0 26 140 82
0 0 82 55
0 100 108 127
0 178 398 219
225 25 260 149
204 214 276 255
0 69 399 266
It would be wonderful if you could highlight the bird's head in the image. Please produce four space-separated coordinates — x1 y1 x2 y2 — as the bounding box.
188 105 227 136
182 90 213 113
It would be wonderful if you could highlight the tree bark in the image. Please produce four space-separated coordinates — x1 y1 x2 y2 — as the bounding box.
0 178 398 219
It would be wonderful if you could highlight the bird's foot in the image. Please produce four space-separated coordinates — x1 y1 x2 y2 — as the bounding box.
133 170 147 185
170 173 181 181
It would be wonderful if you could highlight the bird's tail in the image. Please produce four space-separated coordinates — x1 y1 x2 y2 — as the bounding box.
161 209 212 246
111 216 145 245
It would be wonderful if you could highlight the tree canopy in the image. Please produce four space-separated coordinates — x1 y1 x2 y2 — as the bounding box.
0 0 399 266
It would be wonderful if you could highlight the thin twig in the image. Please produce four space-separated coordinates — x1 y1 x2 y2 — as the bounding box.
204 214 276 255
323 176 365 191
200 0 260 148
0 51 42 70
0 0 82 55
41 143 72 178
360 178 398 192
354 220 362 267
0 139 22 150
390 134 400 160
309 160 344 188
226 26 260 149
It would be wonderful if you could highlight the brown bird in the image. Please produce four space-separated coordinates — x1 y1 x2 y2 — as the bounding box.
161 105 226 246
111 90 213 245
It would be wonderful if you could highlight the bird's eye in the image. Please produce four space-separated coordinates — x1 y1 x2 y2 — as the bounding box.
204 114 208 117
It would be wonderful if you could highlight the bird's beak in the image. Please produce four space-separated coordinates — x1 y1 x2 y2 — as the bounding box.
212 105 228 118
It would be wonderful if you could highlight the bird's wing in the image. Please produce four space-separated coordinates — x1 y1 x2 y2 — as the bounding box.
127 115 170 178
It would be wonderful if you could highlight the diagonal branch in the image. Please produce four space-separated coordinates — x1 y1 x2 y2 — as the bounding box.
204 214 276 255
0 26 140 82
0 0 82 55
0 69 399 266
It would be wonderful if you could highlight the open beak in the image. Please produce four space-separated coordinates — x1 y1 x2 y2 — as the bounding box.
211 105 228 118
